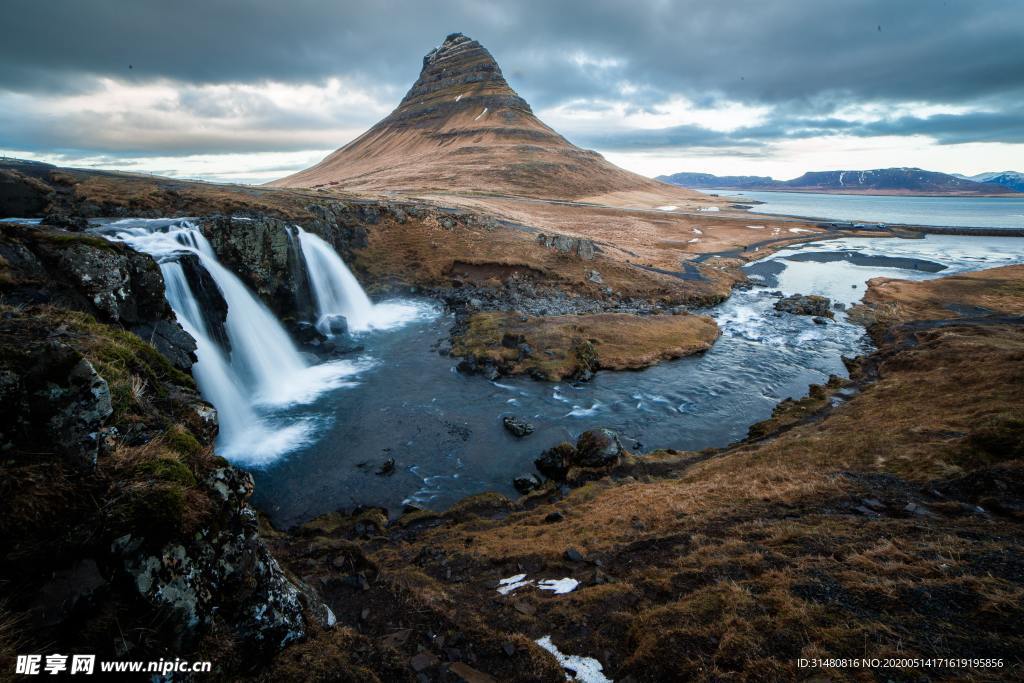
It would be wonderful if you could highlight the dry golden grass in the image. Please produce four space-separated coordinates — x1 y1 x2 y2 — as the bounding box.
452 310 719 380
291 266 1024 681
859 264 1024 322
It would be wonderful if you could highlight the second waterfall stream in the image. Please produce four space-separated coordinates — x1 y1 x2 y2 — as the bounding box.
98 218 431 464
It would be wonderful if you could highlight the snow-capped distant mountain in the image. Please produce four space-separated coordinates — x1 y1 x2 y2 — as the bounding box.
960 171 1024 192
659 167 1015 195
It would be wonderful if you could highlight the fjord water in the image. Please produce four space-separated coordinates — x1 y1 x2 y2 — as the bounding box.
249 233 1024 527
708 190 1024 229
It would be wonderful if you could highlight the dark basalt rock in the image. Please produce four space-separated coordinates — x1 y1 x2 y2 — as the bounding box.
41 213 89 231
574 428 624 468
2 341 112 468
114 467 319 651
176 252 231 352
535 442 576 480
0 224 197 370
513 473 542 494
0 166 53 217
201 215 314 322
503 415 535 437
321 313 349 336
774 293 834 319
537 233 597 260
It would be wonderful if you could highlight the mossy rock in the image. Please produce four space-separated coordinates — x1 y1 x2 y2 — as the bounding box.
165 426 203 459
135 456 197 488
121 482 188 540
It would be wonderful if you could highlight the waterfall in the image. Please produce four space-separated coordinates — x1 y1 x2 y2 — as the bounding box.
295 227 375 333
99 218 364 464
295 226 422 333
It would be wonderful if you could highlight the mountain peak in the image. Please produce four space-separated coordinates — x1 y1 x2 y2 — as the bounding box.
270 33 681 199
388 32 532 128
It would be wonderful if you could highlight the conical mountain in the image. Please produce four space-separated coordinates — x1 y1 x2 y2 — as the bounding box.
270 33 675 199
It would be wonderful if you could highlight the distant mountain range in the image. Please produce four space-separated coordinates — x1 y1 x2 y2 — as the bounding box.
657 167 1024 196
953 171 1024 192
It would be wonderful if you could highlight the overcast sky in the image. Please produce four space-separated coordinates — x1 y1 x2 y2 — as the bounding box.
2 0 1022 183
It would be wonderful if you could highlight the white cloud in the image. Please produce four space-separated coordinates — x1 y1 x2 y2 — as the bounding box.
604 135 1024 180
539 94 770 135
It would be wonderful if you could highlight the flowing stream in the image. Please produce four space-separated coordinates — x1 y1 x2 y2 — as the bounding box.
97 219 1024 527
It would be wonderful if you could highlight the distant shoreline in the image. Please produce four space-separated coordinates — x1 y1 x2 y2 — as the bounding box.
702 187 1024 198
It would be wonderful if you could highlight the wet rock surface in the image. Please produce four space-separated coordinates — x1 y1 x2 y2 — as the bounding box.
1 341 112 468
774 293 835 318
573 428 625 468
0 300 320 672
503 415 535 437
0 222 197 370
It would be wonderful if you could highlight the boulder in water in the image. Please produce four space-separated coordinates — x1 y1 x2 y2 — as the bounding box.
503 415 535 437
535 442 575 480
573 428 624 468
774 294 834 318
513 473 542 494
321 314 349 336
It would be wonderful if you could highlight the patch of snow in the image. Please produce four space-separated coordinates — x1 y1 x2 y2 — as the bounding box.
789 227 813 234
692 228 703 235
688 238 699 243
535 636 612 683
455 94 463 102
497 574 532 595
746 225 766 229
698 206 720 212
655 205 677 211
474 107 489 121
538 578 580 594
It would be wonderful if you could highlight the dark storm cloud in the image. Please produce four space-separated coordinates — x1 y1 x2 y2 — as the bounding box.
2 0 1023 155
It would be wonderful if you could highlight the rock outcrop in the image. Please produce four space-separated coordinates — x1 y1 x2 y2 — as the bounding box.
774 293 834 318
0 237 326 671
0 222 197 369
536 233 597 260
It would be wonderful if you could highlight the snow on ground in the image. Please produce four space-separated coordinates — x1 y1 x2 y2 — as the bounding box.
746 225 766 229
497 574 531 595
537 578 580 594
699 206 720 212
496 574 580 595
789 227 814 233
535 636 612 683
474 107 489 121
655 205 678 211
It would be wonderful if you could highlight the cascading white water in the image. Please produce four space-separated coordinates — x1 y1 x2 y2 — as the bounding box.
100 218 366 464
295 226 422 333
295 227 375 332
